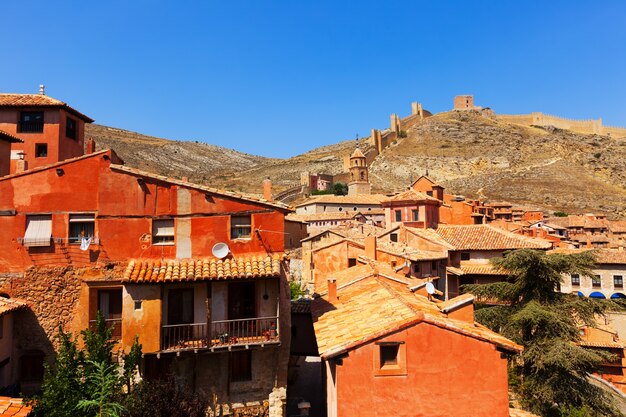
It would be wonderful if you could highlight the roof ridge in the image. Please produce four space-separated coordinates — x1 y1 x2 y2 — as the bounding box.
0 149 110 181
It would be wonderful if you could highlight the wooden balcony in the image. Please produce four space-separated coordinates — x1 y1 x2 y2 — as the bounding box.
161 316 280 352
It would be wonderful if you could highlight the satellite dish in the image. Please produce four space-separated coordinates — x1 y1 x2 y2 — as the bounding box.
425 282 436 295
212 242 230 259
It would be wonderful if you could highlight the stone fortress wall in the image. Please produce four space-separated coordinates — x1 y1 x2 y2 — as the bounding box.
496 112 626 138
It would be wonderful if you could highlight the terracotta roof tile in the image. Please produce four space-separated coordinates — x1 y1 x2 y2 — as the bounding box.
291 298 312 314
609 220 626 234
295 194 387 207
0 297 28 317
460 262 509 276
376 241 448 261
435 224 552 250
122 255 283 283
311 270 522 358
0 150 110 182
110 164 293 212
351 147 366 158
0 397 32 416
0 93 94 122
381 189 441 204
403 226 457 250
286 212 363 222
549 248 626 264
0 130 23 143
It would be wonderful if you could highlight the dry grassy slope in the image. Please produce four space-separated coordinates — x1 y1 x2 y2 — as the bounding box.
85 111 626 216
370 110 626 216
86 124 279 185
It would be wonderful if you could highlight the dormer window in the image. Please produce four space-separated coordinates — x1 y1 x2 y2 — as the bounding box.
18 111 44 133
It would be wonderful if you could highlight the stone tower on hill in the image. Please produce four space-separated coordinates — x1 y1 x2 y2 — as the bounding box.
348 146 371 196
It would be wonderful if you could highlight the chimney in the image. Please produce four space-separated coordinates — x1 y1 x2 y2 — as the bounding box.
14 159 27 173
365 235 377 260
327 278 337 302
85 137 96 154
181 176 189 182
586 234 592 249
263 177 273 201
39 84 45 95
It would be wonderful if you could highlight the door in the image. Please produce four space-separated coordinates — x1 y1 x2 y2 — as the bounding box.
97 289 122 338
228 282 256 320
168 289 194 325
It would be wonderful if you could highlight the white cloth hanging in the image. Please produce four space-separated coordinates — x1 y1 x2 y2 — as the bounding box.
80 237 92 251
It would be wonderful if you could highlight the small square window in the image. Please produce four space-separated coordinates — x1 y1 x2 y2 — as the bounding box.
614 275 623 288
412 210 419 222
35 143 48 158
395 210 402 222
134 300 142 310
592 275 602 288
380 344 399 367
571 274 580 286
348 258 357 267
461 252 471 261
426 191 433 197
69 214 95 244
152 219 175 245
231 215 251 239
390 233 398 243
19 111 44 133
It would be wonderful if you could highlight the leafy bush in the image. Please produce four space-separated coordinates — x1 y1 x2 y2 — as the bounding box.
290 281 304 300
123 377 208 417
397 130 407 138
553 211 568 217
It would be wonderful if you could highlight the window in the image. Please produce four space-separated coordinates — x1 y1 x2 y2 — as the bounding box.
614 275 624 288
461 252 471 261
431 261 437 272
18 111 43 133
167 289 194 325
20 351 45 383
69 214 95 244
395 210 402 222
592 275 602 288
97 289 122 338
231 350 252 382
412 210 419 222
426 191 433 197
231 215 251 239
380 344 399 366
23 214 52 247
35 143 48 158
134 300 142 310
390 233 398 243
571 274 580 286
374 342 407 376
66 117 77 139
152 219 174 245
348 258 357 267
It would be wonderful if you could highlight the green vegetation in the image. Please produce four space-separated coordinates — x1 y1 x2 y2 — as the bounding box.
397 130 407 138
290 280 305 300
553 211 568 217
462 249 623 417
30 312 207 417
332 182 348 196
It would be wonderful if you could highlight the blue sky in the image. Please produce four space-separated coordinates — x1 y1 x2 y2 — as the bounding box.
2 1 625 158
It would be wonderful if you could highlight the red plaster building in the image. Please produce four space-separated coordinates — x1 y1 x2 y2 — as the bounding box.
0 88 94 173
310 263 522 417
0 143 294 411
0 132 22 177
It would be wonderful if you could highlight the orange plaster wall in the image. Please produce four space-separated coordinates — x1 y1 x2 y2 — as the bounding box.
334 322 510 417
313 242 365 293
122 284 162 353
0 151 286 272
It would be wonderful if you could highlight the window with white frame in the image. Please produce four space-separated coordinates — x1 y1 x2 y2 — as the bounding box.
69 214 95 244
152 219 175 245
231 215 252 239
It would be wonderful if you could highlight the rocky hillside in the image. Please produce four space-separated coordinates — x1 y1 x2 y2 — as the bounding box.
86 110 626 217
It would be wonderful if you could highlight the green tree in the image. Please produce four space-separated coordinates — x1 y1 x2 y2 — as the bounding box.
462 249 622 417
332 182 348 196
76 361 126 417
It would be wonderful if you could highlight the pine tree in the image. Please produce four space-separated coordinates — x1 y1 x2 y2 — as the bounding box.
463 249 623 417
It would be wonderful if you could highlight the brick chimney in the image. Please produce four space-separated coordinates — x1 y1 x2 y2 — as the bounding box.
365 235 377 260
86 137 96 154
39 84 45 95
14 158 27 174
263 177 272 201
328 278 337 302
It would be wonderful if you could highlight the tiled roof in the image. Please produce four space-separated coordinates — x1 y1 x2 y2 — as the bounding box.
403 226 457 250
549 248 626 264
0 149 111 182
311 274 522 358
291 298 312 314
381 189 441 204
110 164 293 212
0 130 22 143
0 297 28 317
286 211 363 223
460 262 509 276
122 255 282 283
578 340 626 349
0 397 31 417
295 194 387 207
376 240 448 261
0 93 94 122
351 147 366 158
609 221 626 234
435 224 552 250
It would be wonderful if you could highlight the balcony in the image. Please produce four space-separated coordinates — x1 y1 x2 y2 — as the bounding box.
18 120 44 133
161 316 280 352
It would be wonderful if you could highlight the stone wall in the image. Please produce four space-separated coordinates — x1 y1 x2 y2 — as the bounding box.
496 112 626 138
